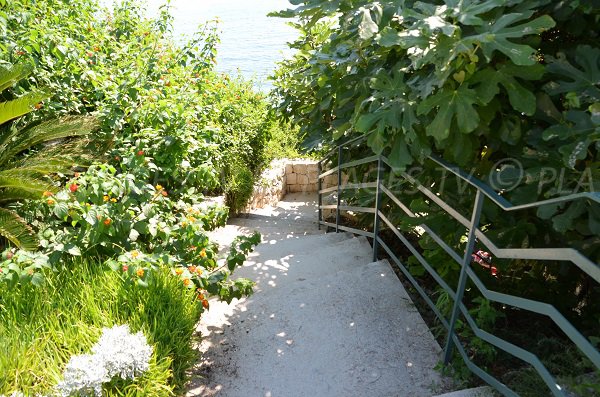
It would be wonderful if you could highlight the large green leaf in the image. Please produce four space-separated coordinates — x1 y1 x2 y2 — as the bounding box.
0 115 99 166
0 91 47 126
387 135 413 172
467 13 555 65
358 7 378 40
0 207 38 250
417 85 480 141
473 64 544 114
544 45 600 101
0 63 33 92
445 0 507 26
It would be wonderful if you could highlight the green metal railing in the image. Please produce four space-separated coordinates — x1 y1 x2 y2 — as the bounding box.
317 136 600 396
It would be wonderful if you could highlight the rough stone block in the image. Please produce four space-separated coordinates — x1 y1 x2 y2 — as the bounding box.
297 174 309 185
286 172 297 185
285 164 294 175
293 163 307 175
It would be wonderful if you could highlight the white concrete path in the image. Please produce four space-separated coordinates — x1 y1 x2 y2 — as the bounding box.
186 193 474 397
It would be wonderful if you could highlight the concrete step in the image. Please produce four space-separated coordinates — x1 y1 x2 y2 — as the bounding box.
234 235 374 293
252 231 354 258
195 259 446 397
433 386 496 397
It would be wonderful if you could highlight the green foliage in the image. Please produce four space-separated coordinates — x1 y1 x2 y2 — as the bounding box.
1 0 284 205
224 161 255 215
1 157 260 301
0 259 203 396
0 1 271 395
0 62 99 250
274 0 600 391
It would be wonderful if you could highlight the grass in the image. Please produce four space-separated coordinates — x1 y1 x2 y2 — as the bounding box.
0 259 203 396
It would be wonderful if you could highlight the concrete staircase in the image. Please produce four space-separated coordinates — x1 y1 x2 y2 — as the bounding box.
187 193 493 397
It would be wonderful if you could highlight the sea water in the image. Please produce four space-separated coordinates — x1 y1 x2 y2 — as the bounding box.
142 0 298 91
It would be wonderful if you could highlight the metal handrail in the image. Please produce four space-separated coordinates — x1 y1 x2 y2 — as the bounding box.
317 137 600 397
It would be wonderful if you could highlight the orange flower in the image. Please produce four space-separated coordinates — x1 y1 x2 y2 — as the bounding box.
34 103 43 110
136 268 144 277
175 268 183 276
47 198 55 205
183 278 191 286
43 191 53 197
202 299 209 309
197 293 205 301
103 218 111 226
199 248 207 258
161 190 168 197
188 265 197 273
69 183 78 193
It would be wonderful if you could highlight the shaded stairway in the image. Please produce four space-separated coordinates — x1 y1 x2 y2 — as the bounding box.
186 193 490 397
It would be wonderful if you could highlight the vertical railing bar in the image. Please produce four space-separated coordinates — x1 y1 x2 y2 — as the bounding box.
372 156 384 261
443 189 485 364
317 160 322 230
336 145 342 233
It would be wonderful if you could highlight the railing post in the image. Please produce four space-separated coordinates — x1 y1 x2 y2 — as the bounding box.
372 156 384 261
443 189 485 364
336 145 342 233
317 160 322 230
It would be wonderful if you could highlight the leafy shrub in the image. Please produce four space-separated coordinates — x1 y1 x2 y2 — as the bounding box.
1 155 260 301
224 161 255 215
0 62 99 250
272 0 600 391
1 0 285 204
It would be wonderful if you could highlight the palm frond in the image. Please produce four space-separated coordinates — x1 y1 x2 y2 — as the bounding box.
0 169 55 198
0 188 50 203
0 63 33 92
0 91 48 126
0 115 99 166
0 207 38 250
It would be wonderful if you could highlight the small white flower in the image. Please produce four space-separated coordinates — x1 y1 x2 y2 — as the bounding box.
91 324 153 380
55 324 153 396
56 354 107 397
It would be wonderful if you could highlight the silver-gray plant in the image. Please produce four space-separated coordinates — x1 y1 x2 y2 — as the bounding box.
55 324 153 397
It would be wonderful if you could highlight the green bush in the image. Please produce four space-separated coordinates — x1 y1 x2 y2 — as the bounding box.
0 259 201 396
1 0 286 201
272 0 600 391
224 162 255 215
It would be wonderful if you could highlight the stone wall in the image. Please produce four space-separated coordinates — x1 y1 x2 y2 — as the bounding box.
246 159 321 210
246 159 355 211
285 160 318 193
246 159 287 210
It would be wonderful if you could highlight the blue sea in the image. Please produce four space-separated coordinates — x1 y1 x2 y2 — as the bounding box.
130 0 298 91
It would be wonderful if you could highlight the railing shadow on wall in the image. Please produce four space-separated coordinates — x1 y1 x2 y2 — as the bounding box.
317 136 600 397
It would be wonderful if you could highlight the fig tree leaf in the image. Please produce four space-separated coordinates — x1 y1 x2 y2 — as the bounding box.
468 14 555 65
359 8 379 40
473 64 544 114
544 45 600 100
417 85 479 141
387 136 413 172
